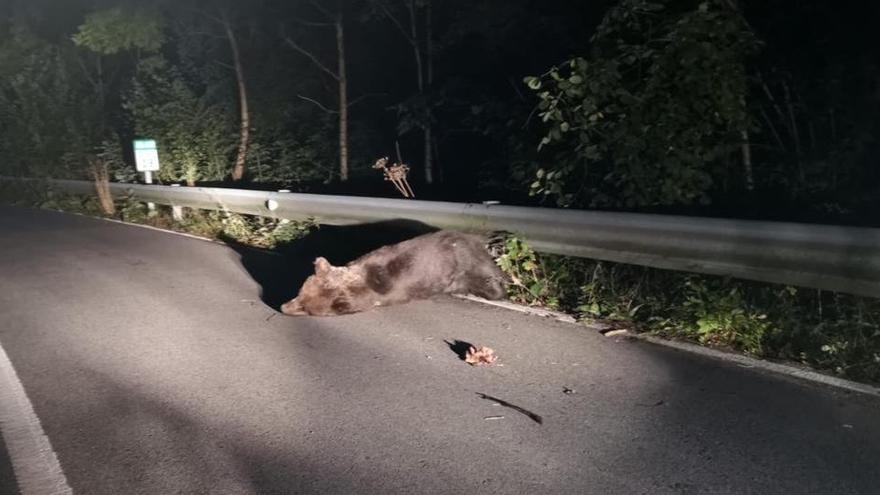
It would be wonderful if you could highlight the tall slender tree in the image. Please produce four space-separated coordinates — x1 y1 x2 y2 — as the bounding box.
283 0 350 181
373 0 437 184
217 10 250 182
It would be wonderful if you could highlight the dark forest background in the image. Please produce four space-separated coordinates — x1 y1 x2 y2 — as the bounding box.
1 0 878 225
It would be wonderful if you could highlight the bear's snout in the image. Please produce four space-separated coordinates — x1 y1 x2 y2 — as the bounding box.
281 298 307 316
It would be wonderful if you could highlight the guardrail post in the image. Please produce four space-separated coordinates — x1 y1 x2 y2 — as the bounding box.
264 189 290 214
170 184 183 221
144 171 156 216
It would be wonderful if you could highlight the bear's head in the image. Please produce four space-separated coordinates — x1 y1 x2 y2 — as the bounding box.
281 257 371 316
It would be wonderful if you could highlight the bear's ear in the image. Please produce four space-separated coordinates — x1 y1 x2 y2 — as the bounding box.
314 257 332 275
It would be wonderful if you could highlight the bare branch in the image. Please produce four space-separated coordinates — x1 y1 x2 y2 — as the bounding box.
756 71 786 123
283 37 340 81
346 92 386 108
759 106 788 153
522 105 538 130
186 30 227 40
376 1 416 46
307 0 334 20
72 52 98 90
297 94 338 114
292 17 335 28
407 0 424 92
508 77 526 102
201 10 226 27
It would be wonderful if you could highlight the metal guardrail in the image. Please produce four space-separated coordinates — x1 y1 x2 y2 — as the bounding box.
4 177 880 299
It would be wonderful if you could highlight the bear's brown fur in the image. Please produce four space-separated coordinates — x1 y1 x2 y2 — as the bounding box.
280 230 508 316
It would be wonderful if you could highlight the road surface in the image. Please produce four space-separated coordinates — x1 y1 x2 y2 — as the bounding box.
0 205 878 494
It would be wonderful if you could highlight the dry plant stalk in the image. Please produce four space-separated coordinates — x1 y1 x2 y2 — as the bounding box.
373 157 415 198
89 158 116 215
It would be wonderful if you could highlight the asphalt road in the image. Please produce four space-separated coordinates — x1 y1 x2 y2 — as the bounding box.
1 205 879 494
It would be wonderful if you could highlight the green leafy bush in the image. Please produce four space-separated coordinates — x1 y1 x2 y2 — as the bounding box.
117 192 149 223
524 0 759 208
672 278 771 354
495 234 880 383
125 56 233 185
71 7 164 55
213 211 315 249
495 235 561 308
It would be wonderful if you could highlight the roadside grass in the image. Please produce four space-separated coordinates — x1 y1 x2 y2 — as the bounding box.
496 234 880 383
3 179 878 383
0 180 315 249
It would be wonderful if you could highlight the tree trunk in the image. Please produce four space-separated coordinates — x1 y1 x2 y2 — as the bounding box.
425 1 433 86
423 126 432 184
406 0 432 184
425 0 437 183
740 129 753 192
90 158 115 216
282 3 348 181
223 19 250 182
782 82 803 193
336 14 349 182
407 1 424 97
829 107 838 188
95 55 105 113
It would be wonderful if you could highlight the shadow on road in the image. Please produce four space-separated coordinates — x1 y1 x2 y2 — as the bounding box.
0 431 19 495
48 367 363 495
444 339 474 360
221 219 438 312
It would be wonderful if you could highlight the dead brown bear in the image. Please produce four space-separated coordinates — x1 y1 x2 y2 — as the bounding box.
280 230 508 316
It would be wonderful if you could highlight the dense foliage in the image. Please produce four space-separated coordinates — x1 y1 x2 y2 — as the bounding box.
525 1 758 208
0 0 877 220
494 231 880 383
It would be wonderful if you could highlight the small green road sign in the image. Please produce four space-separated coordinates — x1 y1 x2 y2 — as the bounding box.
133 139 160 172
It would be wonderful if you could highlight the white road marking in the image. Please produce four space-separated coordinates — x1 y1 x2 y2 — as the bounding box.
458 293 880 398
0 340 73 495
634 334 880 398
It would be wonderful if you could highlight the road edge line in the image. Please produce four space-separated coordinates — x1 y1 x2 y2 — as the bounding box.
455 295 880 399
453 294 577 323
630 334 880 397
68 211 219 243
67 211 284 255
0 341 73 495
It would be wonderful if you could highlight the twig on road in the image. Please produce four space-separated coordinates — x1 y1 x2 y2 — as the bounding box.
477 393 543 424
